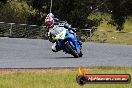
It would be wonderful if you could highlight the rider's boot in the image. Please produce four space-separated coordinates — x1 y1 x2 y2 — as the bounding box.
52 49 58 52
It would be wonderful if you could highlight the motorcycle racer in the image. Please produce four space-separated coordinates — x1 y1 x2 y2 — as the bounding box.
44 13 82 52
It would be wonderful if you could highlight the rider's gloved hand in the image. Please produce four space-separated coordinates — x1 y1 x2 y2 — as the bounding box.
64 23 71 29
71 28 76 32
48 32 56 43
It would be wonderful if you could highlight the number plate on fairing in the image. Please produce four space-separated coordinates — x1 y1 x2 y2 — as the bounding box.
55 30 67 40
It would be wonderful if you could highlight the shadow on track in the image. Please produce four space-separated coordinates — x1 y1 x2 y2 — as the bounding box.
49 56 76 59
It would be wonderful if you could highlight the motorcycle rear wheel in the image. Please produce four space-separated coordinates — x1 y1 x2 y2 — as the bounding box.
79 51 83 57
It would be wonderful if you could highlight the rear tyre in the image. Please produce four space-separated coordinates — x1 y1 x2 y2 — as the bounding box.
79 51 83 57
66 42 79 58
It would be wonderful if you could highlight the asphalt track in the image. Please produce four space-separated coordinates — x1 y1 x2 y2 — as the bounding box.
0 38 132 68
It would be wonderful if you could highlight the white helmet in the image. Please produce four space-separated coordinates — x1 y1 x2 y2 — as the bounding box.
47 13 54 18
45 16 54 28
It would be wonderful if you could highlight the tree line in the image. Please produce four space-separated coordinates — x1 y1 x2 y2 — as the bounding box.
0 0 132 31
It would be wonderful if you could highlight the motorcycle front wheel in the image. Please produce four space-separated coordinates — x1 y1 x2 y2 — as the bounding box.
66 42 79 58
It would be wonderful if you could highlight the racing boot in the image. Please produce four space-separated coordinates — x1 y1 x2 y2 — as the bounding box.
52 49 58 52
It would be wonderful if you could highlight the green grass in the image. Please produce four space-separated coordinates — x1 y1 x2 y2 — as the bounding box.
0 67 132 88
123 18 132 32
90 31 132 45
97 19 132 32
81 30 132 45
97 20 117 32
85 12 132 44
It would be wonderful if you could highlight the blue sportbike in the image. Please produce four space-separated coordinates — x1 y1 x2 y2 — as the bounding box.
55 28 83 58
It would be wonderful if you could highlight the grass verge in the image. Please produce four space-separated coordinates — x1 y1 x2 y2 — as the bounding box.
91 31 132 45
85 12 132 45
0 67 131 88
81 31 132 45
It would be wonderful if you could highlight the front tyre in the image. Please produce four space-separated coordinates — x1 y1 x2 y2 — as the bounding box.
66 42 79 58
